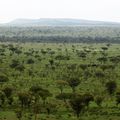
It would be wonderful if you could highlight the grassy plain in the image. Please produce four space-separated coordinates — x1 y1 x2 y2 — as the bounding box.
0 43 120 120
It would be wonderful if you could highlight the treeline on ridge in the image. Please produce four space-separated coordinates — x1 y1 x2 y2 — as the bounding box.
0 26 120 43
0 35 120 43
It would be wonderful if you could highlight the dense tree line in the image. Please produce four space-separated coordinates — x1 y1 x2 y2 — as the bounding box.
0 35 120 43
0 26 120 43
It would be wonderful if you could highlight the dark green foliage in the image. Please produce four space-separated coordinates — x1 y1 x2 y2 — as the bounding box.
29 85 52 104
95 71 105 78
29 86 43 94
56 93 73 103
15 109 23 120
0 75 9 83
45 102 57 115
18 91 32 108
0 91 5 106
27 58 35 64
1 26 120 43
67 77 80 92
15 64 25 72
38 88 52 104
69 95 86 118
116 91 120 105
82 93 94 107
101 47 108 51
32 103 42 120
2 86 13 98
77 51 87 58
97 57 108 63
106 81 117 95
95 95 104 107
10 59 20 68
49 59 54 66
56 80 68 93
55 55 70 60
79 64 88 70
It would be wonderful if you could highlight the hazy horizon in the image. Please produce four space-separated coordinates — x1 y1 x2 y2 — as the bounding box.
0 0 120 23
2 18 120 24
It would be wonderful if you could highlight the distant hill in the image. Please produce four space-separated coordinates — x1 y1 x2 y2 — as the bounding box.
2 18 120 26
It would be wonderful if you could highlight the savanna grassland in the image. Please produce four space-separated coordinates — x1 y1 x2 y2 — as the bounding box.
0 42 120 120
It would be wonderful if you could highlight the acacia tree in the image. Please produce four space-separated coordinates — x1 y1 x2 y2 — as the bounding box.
39 88 52 105
69 93 94 118
67 77 80 93
29 85 44 103
29 85 52 105
18 91 32 108
69 95 85 118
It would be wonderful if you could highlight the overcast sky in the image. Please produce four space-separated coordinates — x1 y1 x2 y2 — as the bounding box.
0 0 120 23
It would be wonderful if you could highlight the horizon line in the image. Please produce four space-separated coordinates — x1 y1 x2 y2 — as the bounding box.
1 18 120 24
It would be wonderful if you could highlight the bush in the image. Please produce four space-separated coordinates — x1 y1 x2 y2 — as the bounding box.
106 81 117 95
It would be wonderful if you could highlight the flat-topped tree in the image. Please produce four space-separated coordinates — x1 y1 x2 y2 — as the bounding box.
69 93 94 118
18 91 32 108
29 85 43 103
29 85 52 104
69 94 86 118
39 88 52 105
67 77 80 93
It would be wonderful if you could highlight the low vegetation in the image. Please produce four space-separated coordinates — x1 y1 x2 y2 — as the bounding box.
0 42 120 120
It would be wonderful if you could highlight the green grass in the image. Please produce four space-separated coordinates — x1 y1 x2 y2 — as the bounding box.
0 43 120 120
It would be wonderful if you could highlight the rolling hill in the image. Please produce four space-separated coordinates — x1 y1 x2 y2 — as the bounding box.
2 18 120 26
